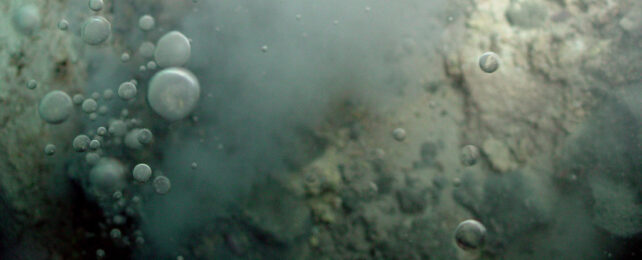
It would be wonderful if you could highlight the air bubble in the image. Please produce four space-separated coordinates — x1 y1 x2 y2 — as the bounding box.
137 128 153 144
460 145 480 166
89 139 101 150
147 61 157 70
113 215 126 225
57 19 69 31
12 5 41 35
96 249 105 258
39 90 73 124
88 0 104 12
72 94 85 105
118 82 137 100
44 144 56 156
81 98 98 113
133 163 152 183
26 79 38 90
139 41 155 58
120 52 130 62
103 89 114 100
153 176 171 194
454 219 486 251
108 120 127 137
97 126 107 136
81 16 111 45
73 135 91 152
98 105 108 115
139 15 155 31
110 228 122 239
261 45 268 53
125 129 144 149
478 52 500 73
392 128 406 142
120 109 129 118
89 158 126 193
154 31 191 67
148 68 201 121
86 152 100 165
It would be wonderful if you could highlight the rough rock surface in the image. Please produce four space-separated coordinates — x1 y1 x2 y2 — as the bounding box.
0 0 86 258
0 0 640 259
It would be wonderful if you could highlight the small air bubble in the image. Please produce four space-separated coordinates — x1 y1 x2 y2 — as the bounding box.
454 219 486 251
153 176 171 194
81 16 111 45
26 79 38 90
137 128 153 144
478 52 500 73
120 52 130 62
39 91 73 124
88 0 104 12
138 15 155 31
110 228 122 239
460 145 480 167
97 126 107 136
58 19 69 31
81 98 98 113
118 82 137 100
392 128 406 142
73 135 91 152
44 144 56 156
133 163 152 183
72 94 84 105
89 139 101 150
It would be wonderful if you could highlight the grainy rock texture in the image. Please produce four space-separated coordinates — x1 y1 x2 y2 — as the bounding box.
0 0 640 259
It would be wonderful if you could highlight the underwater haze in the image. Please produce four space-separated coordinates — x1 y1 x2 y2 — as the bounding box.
0 0 641 259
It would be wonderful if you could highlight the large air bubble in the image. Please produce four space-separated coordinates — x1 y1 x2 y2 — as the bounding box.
81 16 111 45
147 68 200 121
154 31 191 67
38 90 73 124
12 5 41 35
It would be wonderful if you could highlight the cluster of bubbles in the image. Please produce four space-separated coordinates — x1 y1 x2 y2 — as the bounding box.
16 0 208 255
447 50 499 251
384 51 497 252
21 0 502 255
